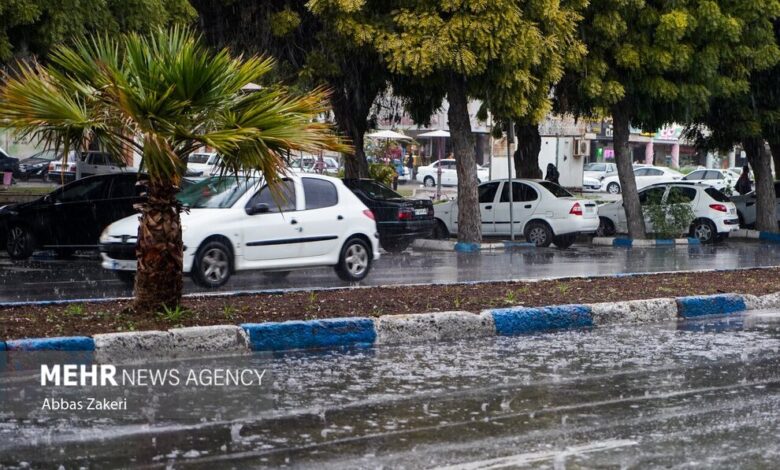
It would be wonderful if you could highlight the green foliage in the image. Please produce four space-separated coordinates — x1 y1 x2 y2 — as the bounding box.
337 162 397 186
64 303 85 317
643 190 696 240
0 0 195 64
157 304 192 323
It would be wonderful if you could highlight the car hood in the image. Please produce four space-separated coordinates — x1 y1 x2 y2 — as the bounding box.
102 209 239 240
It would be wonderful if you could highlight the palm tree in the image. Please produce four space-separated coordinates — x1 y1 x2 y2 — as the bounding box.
0 28 346 313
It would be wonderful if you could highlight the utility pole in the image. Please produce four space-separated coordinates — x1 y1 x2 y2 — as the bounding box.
507 122 515 241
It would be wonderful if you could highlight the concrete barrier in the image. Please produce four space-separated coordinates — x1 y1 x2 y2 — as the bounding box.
588 298 678 325
488 305 593 336
1 293 760 360
242 317 376 352
676 294 746 318
375 311 495 345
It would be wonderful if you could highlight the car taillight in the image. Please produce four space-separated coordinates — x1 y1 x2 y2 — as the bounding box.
569 202 583 216
398 208 414 220
363 209 375 220
48 162 55 171
709 204 728 213
68 164 77 171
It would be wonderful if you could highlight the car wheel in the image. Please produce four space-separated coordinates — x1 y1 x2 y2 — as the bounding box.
381 238 411 253
596 217 616 237
607 182 621 194
192 240 232 288
262 271 290 280
335 237 372 282
552 234 576 249
432 220 449 239
524 221 553 247
6 225 34 260
115 270 135 287
424 176 435 187
690 219 717 244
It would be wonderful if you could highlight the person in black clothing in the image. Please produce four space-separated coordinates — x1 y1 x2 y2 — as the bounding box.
406 154 414 180
735 165 752 195
545 163 560 185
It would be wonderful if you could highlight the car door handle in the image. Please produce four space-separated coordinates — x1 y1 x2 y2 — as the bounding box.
337 215 344 220
484 205 492 210
524 204 532 209
290 219 298 225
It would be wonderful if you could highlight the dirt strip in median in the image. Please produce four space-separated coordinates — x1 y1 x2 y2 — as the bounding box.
1 268 778 340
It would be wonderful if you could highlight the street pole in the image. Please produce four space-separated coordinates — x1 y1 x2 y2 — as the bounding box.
507 122 515 241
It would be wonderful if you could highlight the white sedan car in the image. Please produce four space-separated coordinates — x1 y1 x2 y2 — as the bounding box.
433 179 599 248
600 166 682 194
597 182 740 243
731 181 780 227
99 174 380 287
416 159 490 187
681 169 737 193
583 162 617 180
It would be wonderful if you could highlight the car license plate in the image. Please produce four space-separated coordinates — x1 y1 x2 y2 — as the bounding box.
415 208 428 215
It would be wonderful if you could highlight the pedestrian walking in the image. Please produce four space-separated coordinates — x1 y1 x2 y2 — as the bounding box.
406 154 414 180
735 165 752 195
545 163 560 185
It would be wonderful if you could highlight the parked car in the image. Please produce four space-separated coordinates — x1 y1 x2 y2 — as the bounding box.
47 151 127 182
0 147 20 177
343 178 434 252
681 168 737 193
432 179 599 248
289 156 340 175
416 159 490 187
582 175 603 192
583 162 617 180
16 150 59 180
731 181 780 228
0 173 147 259
600 166 682 194
186 152 221 176
597 182 739 243
100 174 379 287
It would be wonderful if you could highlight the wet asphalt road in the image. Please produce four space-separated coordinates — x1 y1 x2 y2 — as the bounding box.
1 240 779 303
2 310 780 468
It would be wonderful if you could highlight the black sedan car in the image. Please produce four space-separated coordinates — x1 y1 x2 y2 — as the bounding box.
342 178 434 252
0 173 146 259
16 150 59 180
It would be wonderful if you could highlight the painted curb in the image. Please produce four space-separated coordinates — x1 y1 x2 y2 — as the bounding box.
374 311 495 345
593 237 701 247
242 317 376 352
489 305 593 336
5 336 94 351
412 239 536 252
1 291 773 359
676 294 747 318
93 326 251 363
729 229 780 243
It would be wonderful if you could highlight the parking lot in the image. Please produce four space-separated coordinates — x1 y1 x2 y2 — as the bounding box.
0 239 777 303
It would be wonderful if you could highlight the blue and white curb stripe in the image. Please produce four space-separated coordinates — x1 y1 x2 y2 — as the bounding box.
593 237 701 247
242 318 376 352
490 305 593 336
676 294 746 318
3 292 780 362
412 239 536 252
730 229 780 243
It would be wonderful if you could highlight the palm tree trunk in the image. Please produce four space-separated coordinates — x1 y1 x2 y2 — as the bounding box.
134 182 184 314
612 102 647 239
513 121 543 179
447 74 481 244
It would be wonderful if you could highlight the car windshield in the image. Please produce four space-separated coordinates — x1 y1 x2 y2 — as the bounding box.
584 163 605 171
350 180 402 200
176 176 259 208
538 181 574 197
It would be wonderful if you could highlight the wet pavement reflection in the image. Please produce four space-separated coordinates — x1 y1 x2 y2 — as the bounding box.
0 240 779 302
1 311 780 467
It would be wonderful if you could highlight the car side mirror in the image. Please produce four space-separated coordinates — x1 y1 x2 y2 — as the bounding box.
246 202 270 215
